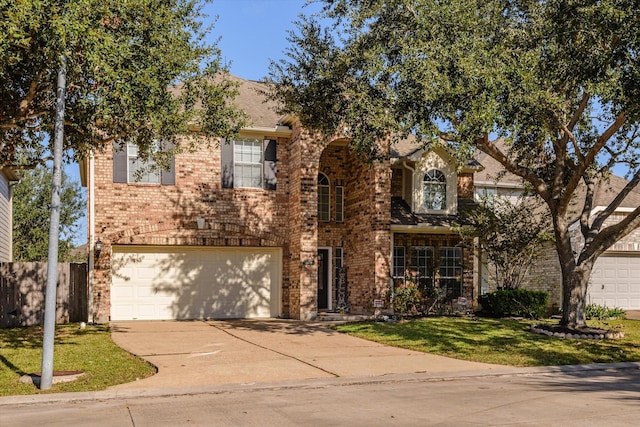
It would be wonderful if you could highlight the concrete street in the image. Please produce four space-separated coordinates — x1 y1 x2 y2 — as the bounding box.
2 367 640 426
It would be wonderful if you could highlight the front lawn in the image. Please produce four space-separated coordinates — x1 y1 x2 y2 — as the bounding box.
334 317 640 367
0 323 155 396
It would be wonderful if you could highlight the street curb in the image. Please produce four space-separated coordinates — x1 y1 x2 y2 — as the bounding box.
2 361 639 406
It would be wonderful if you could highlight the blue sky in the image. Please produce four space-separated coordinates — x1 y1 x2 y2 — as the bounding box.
205 0 320 80
70 0 314 245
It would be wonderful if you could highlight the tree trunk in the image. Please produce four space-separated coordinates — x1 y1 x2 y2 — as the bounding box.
560 264 594 328
553 213 594 328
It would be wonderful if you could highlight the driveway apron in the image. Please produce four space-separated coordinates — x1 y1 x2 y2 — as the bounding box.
109 319 499 390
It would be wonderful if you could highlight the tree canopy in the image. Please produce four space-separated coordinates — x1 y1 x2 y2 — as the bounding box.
12 166 84 262
0 0 245 168
269 0 640 327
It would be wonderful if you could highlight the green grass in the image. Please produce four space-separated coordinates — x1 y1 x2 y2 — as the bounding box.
334 317 640 367
0 323 156 396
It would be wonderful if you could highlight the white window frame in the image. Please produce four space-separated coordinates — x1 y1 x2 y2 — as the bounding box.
233 139 263 188
392 246 406 279
423 169 447 211
439 246 463 298
127 142 160 184
318 173 330 222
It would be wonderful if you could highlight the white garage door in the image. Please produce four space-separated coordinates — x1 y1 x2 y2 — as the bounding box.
589 253 640 310
111 246 281 320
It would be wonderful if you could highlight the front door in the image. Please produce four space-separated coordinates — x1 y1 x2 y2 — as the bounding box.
317 248 330 310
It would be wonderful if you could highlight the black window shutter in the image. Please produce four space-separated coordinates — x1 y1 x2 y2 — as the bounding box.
112 141 128 183
221 138 234 188
161 141 175 185
263 139 277 190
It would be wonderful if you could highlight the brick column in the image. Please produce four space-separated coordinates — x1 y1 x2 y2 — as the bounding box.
286 125 324 320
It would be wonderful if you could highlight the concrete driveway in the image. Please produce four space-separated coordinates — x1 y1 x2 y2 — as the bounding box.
109 319 500 390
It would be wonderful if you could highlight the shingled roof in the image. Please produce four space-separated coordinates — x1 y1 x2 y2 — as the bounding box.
474 139 640 219
228 75 283 129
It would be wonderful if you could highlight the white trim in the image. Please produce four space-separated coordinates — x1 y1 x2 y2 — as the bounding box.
88 151 95 323
318 173 330 222
233 138 263 189
192 125 292 137
568 206 637 230
391 225 458 234
474 180 524 189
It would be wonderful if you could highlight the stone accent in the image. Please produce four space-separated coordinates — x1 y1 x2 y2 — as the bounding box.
531 324 624 340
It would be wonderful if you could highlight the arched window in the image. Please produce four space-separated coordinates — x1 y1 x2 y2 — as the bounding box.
423 169 446 210
318 173 330 221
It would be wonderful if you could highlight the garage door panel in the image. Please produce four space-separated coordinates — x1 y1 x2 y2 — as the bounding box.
111 247 281 321
589 253 640 310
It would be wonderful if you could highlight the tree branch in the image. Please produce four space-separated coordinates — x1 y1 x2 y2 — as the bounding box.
591 168 640 232
477 137 551 203
562 111 627 207
582 203 640 263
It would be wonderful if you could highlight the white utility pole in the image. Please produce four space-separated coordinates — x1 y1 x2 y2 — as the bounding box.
40 55 66 390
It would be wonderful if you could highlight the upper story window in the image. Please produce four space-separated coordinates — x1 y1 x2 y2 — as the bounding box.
423 169 446 210
221 138 277 190
318 173 330 222
234 139 262 188
113 141 175 185
127 144 159 183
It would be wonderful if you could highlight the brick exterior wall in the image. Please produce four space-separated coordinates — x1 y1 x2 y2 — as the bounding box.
92 136 291 322
391 168 403 198
91 123 393 321
457 173 474 199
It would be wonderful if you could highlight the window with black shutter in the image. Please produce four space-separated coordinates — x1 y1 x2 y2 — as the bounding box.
221 138 277 190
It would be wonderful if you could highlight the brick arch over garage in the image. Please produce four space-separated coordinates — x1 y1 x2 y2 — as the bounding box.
105 221 285 248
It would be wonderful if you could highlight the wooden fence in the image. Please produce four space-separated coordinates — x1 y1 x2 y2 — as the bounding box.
0 262 88 328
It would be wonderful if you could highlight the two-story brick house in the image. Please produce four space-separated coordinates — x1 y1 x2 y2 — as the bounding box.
83 76 481 322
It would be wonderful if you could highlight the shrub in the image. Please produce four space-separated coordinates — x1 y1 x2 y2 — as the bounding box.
585 303 627 320
478 289 549 319
393 281 423 316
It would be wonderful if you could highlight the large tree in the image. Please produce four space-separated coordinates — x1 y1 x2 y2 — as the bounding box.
0 0 245 169
268 0 640 327
13 166 84 262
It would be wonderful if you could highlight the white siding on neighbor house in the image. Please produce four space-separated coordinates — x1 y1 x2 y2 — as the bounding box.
0 173 11 262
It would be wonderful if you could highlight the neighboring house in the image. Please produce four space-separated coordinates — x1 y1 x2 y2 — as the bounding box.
82 76 483 322
474 147 640 311
0 167 19 262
